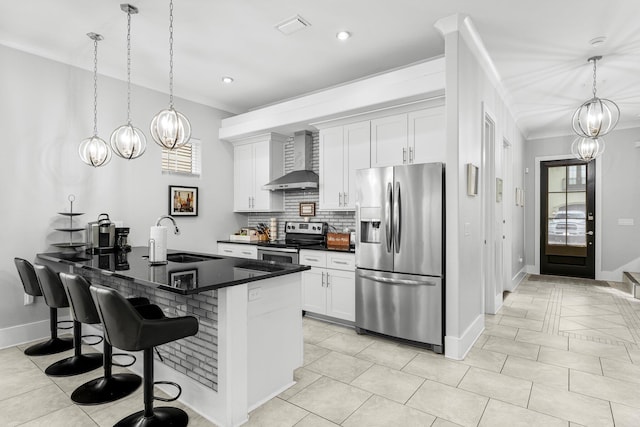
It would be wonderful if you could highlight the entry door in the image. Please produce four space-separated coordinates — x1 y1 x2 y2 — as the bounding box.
540 159 595 278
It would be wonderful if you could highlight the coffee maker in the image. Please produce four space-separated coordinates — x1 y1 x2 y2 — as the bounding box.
115 227 131 252
86 213 116 254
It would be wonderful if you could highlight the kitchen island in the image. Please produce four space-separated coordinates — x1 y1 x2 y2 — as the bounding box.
37 247 309 427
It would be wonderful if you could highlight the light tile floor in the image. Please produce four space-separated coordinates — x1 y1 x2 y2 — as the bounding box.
4 274 640 426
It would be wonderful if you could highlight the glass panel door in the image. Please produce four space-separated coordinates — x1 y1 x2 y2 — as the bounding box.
540 159 595 279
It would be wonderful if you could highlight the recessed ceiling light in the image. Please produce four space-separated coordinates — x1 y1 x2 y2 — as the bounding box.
221 76 234 84
336 31 351 41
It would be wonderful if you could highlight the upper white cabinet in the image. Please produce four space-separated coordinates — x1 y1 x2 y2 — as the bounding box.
233 133 285 212
319 121 370 211
371 106 445 167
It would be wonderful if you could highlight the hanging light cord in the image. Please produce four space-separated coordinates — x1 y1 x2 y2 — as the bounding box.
168 0 174 109
92 37 99 137
126 10 132 124
591 57 598 99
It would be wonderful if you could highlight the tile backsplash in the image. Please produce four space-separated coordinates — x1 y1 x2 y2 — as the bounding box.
246 132 355 237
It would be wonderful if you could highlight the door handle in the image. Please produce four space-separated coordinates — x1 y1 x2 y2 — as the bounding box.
402 148 407 163
586 231 594 236
393 181 401 253
409 147 414 163
338 192 343 207
385 182 392 252
364 274 436 287
344 192 348 206
321 271 325 287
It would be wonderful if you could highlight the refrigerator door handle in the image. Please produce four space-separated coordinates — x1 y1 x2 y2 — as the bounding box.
360 273 436 287
393 181 401 253
385 182 393 252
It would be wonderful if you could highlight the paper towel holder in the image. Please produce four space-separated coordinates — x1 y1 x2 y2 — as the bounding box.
149 216 180 265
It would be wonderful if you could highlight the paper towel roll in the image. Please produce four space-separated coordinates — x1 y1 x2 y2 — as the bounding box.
149 226 167 264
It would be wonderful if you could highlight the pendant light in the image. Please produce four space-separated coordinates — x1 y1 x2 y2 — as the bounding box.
110 4 147 160
150 0 192 150
571 136 605 162
79 33 112 167
571 56 620 138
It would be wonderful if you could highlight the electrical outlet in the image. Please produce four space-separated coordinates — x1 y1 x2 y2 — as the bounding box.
24 294 34 305
248 288 261 301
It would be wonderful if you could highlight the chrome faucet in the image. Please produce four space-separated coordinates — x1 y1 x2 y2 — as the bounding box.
155 215 180 235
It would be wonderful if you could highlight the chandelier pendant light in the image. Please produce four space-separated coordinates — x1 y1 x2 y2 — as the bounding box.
150 0 192 150
571 136 605 162
571 56 620 139
111 4 147 160
79 33 112 167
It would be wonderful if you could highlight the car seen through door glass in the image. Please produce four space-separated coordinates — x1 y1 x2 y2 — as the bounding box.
548 208 586 247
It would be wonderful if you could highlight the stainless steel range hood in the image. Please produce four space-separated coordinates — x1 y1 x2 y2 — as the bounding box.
263 131 319 191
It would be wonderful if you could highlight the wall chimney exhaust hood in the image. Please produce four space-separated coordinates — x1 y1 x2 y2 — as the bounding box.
263 131 318 191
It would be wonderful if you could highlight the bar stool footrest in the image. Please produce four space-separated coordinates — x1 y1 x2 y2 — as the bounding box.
57 320 74 330
114 406 189 427
153 381 182 402
112 352 136 368
81 334 103 346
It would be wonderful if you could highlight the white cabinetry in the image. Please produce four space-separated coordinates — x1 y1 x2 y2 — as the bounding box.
319 121 370 211
233 133 285 212
299 250 355 322
217 243 258 259
370 106 445 167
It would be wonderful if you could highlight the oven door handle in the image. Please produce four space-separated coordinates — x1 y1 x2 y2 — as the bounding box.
258 247 299 254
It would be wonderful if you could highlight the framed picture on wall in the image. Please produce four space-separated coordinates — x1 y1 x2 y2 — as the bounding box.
299 202 316 217
169 186 198 216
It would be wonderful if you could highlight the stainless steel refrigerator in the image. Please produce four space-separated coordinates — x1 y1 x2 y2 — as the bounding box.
355 162 444 353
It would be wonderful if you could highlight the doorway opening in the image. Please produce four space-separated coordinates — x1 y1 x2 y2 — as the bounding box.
540 159 595 279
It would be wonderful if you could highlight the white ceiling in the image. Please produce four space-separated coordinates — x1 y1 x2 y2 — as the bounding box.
2 0 639 139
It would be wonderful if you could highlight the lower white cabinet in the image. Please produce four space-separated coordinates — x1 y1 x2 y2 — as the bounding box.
300 250 355 322
217 243 258 259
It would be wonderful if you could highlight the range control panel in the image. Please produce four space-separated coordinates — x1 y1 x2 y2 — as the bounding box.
285 221 327 235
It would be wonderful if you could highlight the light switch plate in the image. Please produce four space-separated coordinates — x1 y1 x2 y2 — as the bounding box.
618 218 634 226
24 294 34 305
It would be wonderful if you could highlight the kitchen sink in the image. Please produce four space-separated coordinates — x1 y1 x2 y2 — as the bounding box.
166 253 222 263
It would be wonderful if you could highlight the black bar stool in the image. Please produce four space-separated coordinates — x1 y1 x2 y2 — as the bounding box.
33 264 103 376
14 258 73 355
60 273 147 405
90 284 199 427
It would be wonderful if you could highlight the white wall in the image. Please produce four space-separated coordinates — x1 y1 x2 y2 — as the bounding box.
438 16 526 358
0 44 243 335
524 127 640 279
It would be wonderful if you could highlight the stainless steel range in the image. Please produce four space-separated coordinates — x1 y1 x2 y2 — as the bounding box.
257 221 327 264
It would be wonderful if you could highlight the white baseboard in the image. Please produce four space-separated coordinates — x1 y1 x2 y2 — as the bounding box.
510 268 527 291
0 318 66 350
525 264 536 275
444 313 484 360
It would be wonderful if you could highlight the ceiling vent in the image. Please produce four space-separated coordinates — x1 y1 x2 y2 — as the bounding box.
275 15 311 35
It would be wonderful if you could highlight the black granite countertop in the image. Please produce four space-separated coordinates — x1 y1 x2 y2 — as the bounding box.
37 247 310 295
217 240 356 254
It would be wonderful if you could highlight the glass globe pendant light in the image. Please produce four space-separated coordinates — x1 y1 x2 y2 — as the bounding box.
571 136 605 162
79 33 112 167
571 56 620 138
110 4 146 160
150 0 191 150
